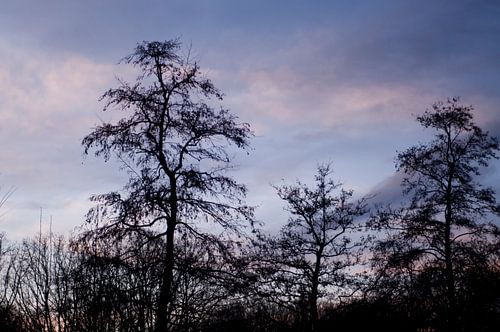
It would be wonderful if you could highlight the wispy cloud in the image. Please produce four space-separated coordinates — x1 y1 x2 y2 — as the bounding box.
0 40 131 237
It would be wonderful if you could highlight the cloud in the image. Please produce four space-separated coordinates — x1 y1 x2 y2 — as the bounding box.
216 0 500 139
321 1 500 86
227 65 434 139
0 46 122 135
0 40 134 239
0 46 114 181
366 171 406 207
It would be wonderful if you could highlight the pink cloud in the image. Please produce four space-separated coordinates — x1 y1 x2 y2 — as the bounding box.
0 41 138 140
226 65 437 138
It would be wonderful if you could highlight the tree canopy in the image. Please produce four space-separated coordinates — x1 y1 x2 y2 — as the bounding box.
82 40 254 331
371 98 500 331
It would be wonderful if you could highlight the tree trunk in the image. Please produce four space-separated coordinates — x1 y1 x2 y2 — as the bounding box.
309 248 323 332
155 222 175 332
155 177 178 332
444 188 456 332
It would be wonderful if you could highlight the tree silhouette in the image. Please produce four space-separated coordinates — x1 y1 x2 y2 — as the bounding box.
255 164 368 331
82 40 253 332
371 98 500 331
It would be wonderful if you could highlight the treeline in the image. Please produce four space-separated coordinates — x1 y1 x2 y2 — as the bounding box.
1 222 499 332
1 40 499 332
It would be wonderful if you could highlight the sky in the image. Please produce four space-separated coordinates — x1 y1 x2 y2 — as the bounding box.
0 0 500 239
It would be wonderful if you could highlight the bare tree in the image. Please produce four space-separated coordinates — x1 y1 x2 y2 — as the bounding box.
0 234 23 332
82 40 253 331
370 98 500 331
255 164 368 331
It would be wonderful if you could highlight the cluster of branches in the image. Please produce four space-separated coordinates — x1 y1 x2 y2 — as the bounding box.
1 39 499 332
0 230 255 332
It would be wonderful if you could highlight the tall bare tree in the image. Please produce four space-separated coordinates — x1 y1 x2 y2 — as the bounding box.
371 98 500 331
82 40 253 331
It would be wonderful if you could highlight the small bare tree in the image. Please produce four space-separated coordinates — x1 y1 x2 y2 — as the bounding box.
256 165 368 331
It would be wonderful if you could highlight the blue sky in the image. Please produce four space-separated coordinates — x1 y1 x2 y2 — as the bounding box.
1 0 499 239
